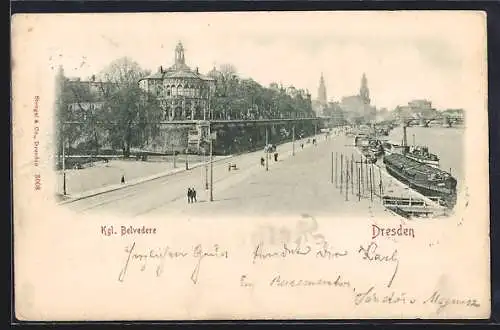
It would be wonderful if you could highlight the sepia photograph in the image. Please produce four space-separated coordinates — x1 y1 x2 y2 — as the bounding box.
52 16 464 219
12 11 489 320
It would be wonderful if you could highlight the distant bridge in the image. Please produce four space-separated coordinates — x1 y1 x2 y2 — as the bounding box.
374 113 464 128
403 114 464 127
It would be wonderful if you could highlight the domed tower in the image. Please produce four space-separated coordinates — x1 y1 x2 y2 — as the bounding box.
359 73 370 105
317 72 327 107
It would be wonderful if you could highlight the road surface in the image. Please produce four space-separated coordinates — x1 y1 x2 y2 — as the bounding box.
64 133 400 219
56 155 222 196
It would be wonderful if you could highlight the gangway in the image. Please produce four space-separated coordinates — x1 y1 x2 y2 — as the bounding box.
382 196 447 218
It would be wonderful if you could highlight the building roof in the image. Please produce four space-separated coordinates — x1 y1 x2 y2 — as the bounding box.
140 41 215 83
341 95 364 103
145 71 164 79
165 68 205 79
140 66 215 82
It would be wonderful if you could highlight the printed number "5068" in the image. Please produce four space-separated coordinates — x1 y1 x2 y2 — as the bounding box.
34 174 41 190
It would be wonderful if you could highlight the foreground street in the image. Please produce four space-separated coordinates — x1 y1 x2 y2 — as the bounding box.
57 155 220 196
64 133 405 220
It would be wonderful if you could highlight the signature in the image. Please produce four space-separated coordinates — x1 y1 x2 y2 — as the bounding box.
118 242 229 284
358 242 399 288
423 290 480 313
354 286 416 305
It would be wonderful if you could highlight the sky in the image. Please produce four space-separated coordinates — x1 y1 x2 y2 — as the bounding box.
29 11 486 111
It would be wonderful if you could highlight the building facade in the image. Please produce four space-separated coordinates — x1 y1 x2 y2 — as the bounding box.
325 101 345 125
339 73 376 123
138 42 216 121
394 99 437 121
408 99 432 111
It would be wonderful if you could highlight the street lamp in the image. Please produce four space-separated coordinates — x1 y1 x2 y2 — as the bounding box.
205 147 209 190
209 124 214 202
172 143 177 168
265 127 269 171
62 134 66 195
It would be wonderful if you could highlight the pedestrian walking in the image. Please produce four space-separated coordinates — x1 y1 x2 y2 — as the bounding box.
301 143 304 149
192 188 197 203
187 188 192 203
260 157 265 166
121 175 125 184
274 152 278 162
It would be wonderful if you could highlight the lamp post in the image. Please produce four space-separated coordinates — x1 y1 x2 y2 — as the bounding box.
265 127 269 171
172 143 177 168
209 122 214 202
204 90 208 121
205 148 209 190
62 134 66 195
292 125 295 156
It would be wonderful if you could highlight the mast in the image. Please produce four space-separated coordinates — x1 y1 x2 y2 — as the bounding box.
402 124 408 155
402 125 407 147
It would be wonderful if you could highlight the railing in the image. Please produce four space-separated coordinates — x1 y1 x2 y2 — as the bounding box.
382 195 446 218
63 116 320 126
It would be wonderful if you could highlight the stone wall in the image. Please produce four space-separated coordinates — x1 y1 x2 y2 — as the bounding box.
147 127 188 154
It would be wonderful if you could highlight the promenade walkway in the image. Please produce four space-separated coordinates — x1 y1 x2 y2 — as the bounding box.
144 132 409 219
56 156 228 202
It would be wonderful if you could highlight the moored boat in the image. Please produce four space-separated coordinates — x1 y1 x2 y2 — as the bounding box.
406 145 440 168
382 142 406 156
383 153 457 208
368 139 384 157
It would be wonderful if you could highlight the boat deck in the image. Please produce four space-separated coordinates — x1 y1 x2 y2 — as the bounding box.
384 153 451 179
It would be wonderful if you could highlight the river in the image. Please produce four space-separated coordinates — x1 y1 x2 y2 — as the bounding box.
386 125 465 189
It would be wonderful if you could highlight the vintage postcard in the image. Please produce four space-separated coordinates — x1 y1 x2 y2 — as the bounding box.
12 11 489 320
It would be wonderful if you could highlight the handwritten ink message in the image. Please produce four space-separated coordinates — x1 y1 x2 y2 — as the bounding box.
118 242 229 284
113 215 482 314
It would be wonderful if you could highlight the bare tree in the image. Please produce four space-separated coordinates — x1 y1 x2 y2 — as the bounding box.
99 57 146 88
99 57 160 157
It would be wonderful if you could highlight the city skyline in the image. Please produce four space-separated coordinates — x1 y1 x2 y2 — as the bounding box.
38 11 485 111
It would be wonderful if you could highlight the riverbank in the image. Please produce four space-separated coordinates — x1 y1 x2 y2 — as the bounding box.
55 132 326 202
55 157 222 198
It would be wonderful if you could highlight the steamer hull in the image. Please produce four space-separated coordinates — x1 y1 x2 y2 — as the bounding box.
383 153 457 208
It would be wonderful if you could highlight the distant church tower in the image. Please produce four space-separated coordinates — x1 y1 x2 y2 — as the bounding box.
174 41 186 67
318 73 327 107
359 73 370 105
